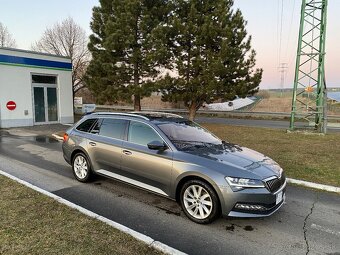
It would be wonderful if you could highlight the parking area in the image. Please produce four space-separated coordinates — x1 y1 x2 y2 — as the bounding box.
0 126 339 255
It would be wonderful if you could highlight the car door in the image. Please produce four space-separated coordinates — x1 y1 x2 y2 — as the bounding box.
86 118 128 174
120 120 173 196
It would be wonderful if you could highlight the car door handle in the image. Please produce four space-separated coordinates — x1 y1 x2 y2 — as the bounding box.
123 150 132 156
89 141 97 146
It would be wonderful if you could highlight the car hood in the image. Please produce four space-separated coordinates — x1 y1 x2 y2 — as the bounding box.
184 143 283 179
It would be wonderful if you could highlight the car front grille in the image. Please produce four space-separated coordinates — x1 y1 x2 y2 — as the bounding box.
265 173 286 193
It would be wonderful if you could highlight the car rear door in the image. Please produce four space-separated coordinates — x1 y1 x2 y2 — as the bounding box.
86 118 128 173
120 120 173 196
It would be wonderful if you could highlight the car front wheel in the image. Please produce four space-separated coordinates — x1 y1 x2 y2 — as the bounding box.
180 179 220 224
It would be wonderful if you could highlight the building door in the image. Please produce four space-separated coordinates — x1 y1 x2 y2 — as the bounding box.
33 87 58 123
33 87 46 122
32 74 58 124
47 87 58 121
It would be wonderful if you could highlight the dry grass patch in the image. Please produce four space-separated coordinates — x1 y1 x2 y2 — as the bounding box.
0 176 162 255
203 123 340 187
253 97 292 112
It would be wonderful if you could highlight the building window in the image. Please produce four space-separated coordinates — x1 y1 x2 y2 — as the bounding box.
32 75 57 84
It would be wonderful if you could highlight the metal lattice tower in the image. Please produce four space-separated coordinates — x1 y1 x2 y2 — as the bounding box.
290 0 328 133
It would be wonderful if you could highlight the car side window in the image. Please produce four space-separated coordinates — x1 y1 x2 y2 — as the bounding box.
99 118 128 140
128 121 163 147
76 119 97 132
90 119 102 134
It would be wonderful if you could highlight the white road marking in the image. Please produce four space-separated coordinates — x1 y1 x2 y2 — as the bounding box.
311 224 340 237
287 178 340 194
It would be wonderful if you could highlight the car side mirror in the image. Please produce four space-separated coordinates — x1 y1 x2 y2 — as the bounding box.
147 140 168 151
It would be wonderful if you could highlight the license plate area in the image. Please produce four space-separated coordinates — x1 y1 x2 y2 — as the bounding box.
276 191 283 205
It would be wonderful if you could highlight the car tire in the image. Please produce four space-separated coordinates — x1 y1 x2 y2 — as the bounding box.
180 179 220 224
72 152 93 182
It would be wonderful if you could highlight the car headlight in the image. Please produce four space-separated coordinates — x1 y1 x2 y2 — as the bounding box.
225 176 265 191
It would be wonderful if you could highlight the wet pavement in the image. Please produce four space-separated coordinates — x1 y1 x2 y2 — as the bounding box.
3 123 69 137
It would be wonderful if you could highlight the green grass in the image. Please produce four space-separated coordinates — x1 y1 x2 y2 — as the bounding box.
0 176 162 255
202 124 340 187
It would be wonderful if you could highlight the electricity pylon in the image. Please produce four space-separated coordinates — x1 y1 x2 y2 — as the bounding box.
290 0 328 133
278 63 288 97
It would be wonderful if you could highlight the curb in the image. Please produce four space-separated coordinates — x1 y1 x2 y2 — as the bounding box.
0 170 187 255
287 178 340 194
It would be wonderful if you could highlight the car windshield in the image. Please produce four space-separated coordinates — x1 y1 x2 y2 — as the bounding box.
156 120 222 150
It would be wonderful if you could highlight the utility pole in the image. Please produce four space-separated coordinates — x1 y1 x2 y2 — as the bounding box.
278 63 288 97
290 0 328 133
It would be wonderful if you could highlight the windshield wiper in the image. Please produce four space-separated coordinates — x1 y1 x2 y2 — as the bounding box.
170 139 220 148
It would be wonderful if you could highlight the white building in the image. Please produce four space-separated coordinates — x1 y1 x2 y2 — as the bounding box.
0 47 74 128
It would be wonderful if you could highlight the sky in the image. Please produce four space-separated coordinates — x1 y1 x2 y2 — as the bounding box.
0 0 339 89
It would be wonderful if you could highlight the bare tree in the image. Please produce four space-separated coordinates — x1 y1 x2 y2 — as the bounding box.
32 17 90 97
0 22 17 47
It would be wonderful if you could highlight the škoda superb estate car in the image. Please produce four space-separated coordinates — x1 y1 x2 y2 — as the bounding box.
62 112 286 224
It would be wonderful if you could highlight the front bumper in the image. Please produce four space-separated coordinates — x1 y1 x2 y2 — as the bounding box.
220 181 286 218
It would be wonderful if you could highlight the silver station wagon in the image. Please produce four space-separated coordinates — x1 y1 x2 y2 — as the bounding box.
62 112 286 224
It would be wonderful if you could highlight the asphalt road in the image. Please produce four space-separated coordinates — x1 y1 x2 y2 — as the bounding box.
0 130 339 255
195 117 340 132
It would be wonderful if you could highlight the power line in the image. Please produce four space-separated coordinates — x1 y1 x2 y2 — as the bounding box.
278 0 285 66
276 0 281 66
285 0 297 62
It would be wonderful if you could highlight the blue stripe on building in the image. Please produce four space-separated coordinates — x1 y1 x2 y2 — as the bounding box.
0 54 72 70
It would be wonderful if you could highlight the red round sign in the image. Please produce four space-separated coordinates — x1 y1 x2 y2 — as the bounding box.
6 101 16 111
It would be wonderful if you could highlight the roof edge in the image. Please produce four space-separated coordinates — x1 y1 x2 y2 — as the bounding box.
0 47 71 60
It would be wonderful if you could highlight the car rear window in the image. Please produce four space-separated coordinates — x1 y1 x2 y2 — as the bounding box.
99 118 128 140
76 119 97 132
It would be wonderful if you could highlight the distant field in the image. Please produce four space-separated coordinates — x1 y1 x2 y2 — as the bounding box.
253 90 340 115
75 88 340 117
252 95 292 112
75 89 180 109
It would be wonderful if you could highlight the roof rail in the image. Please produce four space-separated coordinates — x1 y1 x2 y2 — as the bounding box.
130 111 183 119
90 112 149 120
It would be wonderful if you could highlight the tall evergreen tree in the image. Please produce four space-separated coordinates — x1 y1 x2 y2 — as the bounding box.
160 0 263 120
86 0 170 110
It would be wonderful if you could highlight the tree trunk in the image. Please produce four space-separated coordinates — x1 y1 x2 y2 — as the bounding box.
134 94 141 111
188 102 197 121
132 13 142 112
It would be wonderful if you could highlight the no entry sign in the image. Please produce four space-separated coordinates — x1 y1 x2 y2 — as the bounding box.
6 101 16 111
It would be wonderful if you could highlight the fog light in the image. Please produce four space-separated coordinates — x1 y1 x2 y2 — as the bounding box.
235 203 266 211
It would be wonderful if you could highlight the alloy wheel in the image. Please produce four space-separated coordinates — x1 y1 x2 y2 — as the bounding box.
183 184 213 220
73 155 88 180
